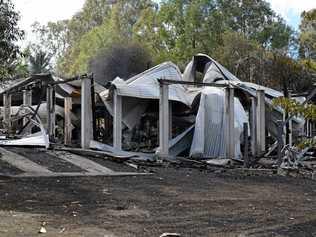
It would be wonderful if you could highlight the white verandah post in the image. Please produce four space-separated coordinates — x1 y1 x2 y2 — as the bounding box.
256 89 266 155
225 86 235 159
23 89 32 134
81 77 93 149
158 82 169 158
3 93 12 133
64 97 73 146
113 89 122 150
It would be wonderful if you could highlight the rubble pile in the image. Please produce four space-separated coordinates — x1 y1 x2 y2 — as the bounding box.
0 54 314 180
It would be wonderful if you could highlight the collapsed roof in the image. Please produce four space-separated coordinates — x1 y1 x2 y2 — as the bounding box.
99 54 304 159
0 55 305 159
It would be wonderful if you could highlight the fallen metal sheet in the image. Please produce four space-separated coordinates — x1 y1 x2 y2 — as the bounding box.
0 106 50 148
90 140 137 157
206 159 231 167
90 140 154 161
0 132 49 148
56 147 136 160
168 125 194 157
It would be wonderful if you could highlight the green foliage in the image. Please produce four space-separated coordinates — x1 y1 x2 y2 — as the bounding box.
10 50 29 78
21 0 314 90
273 96 316 149
0 0 24 78
28 49 51 74
47 0 298 76
213 31 263 77
31 21 69 62
56 0 154 76
299 9 316 60
272 97 316 121
297 137 316 149
217 0 293 49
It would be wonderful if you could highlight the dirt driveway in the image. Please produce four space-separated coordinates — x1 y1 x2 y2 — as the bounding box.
0 164 315 237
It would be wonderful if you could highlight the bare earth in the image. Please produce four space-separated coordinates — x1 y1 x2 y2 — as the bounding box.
0 154 316 236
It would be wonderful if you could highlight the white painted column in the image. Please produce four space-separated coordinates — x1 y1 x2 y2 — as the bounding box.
3 93 12 133
23 90 32 107
113 89 122 150
23 90 32 134
289 119 293 146
288 92 293 146
256 89 266 155
46 86 56 140
159 83 169 158
169 101 172 139
250 97 257 156
64 97 72 146
282 109 286 144
81 78 93 149
225 87 235 159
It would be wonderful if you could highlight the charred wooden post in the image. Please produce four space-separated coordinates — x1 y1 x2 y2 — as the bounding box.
250 97 257 156
282 109 287 144
225 86 235 159
23 89 32 134
3 93 12 133
23 89 32 107
158 82 169 158
306 119 310 137
243 123 249 167
169 101 172 139
46 85 56 140
90 76 97 140
81 77 93 149
288 92 293 146
276 120 284 163
64 97 72 146
113 89 122 150
309 120 313 137
256 89 265 155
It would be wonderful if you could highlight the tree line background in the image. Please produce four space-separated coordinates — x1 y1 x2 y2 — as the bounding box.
1 0 316 93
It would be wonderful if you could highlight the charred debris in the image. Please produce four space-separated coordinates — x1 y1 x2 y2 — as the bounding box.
0 54 315 179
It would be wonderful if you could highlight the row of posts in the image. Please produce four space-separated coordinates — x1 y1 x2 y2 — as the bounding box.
111 83 266 160
3 90 33 134
45 78 94 148
47 77 93 148
46 77 94 148
1 77 93 149
1 80 266 156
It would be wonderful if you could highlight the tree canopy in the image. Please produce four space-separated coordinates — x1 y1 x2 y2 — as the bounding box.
0 0 24 78
2 0 316 92
299 9 316 61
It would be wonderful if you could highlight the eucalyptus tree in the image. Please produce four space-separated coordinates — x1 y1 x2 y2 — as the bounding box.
0 0 24 78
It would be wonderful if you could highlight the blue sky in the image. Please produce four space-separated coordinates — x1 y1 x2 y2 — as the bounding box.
13 0 315 44
267 0 315 30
